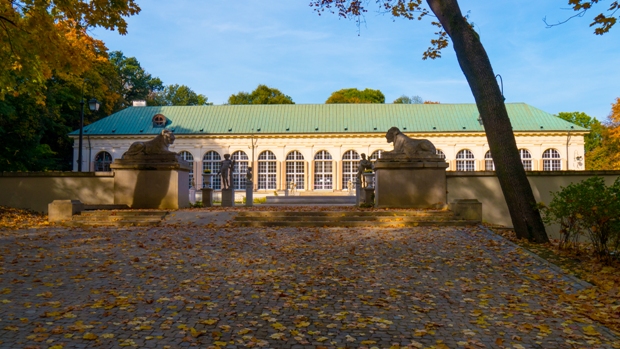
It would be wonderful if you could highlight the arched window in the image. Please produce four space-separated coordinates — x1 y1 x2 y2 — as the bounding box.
203 151 221 190
94 151 112 171
484 151 494 171
436 149 446 159
314 150 333 190
369 150 383 161
258 151 277 190
520 149 533 171
341 150 360 189
543 149 561 171
456 149 475 171
232 151 249 190
179 151 194 188
286 151 305 190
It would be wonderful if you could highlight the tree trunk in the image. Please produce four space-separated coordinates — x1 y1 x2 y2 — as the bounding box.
427 0 549 243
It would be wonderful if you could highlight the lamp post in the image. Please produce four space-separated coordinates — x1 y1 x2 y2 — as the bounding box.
77 83 100 172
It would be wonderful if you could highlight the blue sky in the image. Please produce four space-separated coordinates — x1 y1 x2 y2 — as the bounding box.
92 1 619 120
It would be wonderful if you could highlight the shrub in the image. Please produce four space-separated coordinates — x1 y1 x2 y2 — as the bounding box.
540 177 620 261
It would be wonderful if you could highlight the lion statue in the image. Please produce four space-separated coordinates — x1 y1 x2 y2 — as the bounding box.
122 129 176 159
382 127 438 159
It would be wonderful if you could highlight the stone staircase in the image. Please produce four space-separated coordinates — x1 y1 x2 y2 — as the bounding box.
265 195 356 206
233 209 479 227
66 209 168 227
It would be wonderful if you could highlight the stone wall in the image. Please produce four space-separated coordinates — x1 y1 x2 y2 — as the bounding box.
0 172 114 213
447 171 620 237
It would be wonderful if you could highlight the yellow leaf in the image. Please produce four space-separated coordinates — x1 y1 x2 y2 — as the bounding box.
361 340 377 345
214 341 227 346
237 328 252 335
583 325 600 336
270 333 285 339
4 326 18 331
101 333 114 338
83 332 98 340
199 319 218 325
317 337 328 342
190 327 204 338
296 321 310 328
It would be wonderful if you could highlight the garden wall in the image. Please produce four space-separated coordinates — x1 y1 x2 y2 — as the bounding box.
0 172 114 213
447 171 620 236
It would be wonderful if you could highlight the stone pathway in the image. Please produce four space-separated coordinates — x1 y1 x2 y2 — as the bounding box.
0 225 618 349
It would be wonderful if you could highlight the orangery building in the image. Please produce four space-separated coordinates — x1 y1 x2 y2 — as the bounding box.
71 103 588 192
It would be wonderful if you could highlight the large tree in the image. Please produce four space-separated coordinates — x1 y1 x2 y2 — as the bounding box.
109 51 163 110
150 84 209 106
393 95 424 104
0 0 140 102
586 98 620 170
228 84 294 105
326 88 385 103
311 0 557 242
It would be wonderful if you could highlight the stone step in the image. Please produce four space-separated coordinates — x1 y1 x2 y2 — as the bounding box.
235 220 478 227
83 204 130 210
265 196 356 205
67 210 167 227
234 215 455 222
236 210 451 218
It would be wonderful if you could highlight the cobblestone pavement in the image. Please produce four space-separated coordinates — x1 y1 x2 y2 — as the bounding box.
0 225 618 349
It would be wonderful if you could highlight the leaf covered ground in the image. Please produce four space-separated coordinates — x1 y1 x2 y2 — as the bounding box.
0 222 619 348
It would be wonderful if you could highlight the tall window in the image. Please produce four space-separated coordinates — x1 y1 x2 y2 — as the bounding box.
520 149 533 170
179 151 194 188
484 151 494 171
369 150 383 161
94 151 112 171
232 151 249 190
314 150 333 190
258 151 277 190
341 150 360 189
436 149 446 159
543 149 561 171
286 151 305 190
203 151 221 190
456 149 475 171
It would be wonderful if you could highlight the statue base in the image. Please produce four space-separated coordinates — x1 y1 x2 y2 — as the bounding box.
245 181 253 207
221 188 235 207
110 157 191 209
201 188 213 207
374 159 448 208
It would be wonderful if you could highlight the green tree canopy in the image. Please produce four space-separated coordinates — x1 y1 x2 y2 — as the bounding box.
557 112 603 153
150 84 208 106
326 88 385 104
393 95 424 104
0 0 140 102
228 85 294 105
109 51 163 110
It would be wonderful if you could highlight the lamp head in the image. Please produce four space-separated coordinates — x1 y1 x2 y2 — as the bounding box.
88 98 100 112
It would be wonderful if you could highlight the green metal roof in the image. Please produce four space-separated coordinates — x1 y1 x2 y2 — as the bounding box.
71 103 587 136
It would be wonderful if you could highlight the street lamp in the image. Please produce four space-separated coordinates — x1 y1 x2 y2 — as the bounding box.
77 84 100 172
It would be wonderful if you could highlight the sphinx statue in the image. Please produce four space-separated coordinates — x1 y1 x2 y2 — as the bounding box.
381 127 440 160
122 129 178 160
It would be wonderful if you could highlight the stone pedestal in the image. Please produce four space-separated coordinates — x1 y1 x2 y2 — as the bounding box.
201 188 213 207
245 182 254 207
48 200 83 222
374 159 448 208
110 154 191 209
221 188 235 207
363 188 374 205
449 199 482 221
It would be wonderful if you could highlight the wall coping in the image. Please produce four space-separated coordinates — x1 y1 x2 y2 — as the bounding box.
447 170 620 177
1 171 114 178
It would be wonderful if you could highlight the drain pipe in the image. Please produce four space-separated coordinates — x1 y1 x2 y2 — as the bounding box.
87 135 92 172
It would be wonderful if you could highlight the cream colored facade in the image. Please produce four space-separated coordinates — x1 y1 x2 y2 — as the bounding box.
75 130 586 192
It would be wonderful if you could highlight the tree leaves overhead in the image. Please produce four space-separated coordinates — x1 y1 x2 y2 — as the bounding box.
325 88 385 104
0 0 140 102
556 112 603 153
228 85 294 105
